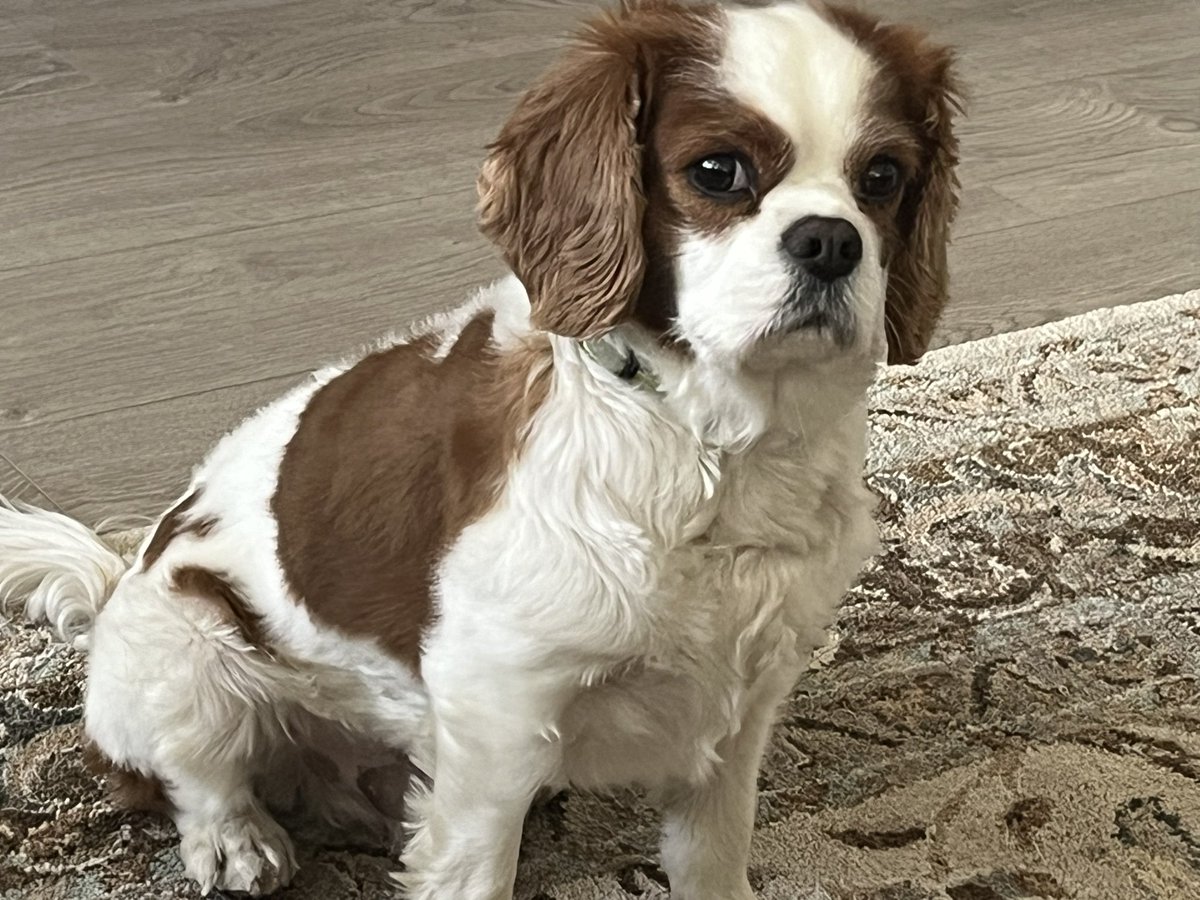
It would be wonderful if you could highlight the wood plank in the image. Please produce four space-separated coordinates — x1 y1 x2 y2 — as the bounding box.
0 38 92 103
1 0 597 270
7 0 591 113
0 453 63 510
955 185 1039 239
961 53 1200 220
874 0 1200 97
0 48 557 270
0 193 503 432
931 190 1200 349
1 375 297 524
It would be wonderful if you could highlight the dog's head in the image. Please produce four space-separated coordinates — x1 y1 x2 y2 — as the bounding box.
478 0 960 368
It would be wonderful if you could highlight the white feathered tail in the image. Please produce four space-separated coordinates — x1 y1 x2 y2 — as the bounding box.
0 496 130 650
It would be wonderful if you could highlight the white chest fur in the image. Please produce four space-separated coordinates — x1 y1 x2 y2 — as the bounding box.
428 337 880 793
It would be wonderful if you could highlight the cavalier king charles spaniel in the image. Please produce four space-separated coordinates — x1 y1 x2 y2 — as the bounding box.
1 1 959 897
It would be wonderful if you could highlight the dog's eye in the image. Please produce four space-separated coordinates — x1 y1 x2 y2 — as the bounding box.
688 154 754 199
859 156 903 202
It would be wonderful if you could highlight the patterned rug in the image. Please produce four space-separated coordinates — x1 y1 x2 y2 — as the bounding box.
2 290 1198 900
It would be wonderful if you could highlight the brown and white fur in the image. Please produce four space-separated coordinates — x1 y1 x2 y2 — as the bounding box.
0 2 959 897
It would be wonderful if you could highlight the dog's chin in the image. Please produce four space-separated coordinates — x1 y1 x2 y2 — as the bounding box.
746 281 865 369
744 328 845 373
783 279 856 338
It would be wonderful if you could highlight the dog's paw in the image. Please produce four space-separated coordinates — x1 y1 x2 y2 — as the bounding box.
180 811 298 896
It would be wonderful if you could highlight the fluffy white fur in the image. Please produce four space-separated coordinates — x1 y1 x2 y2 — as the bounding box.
0 497 127 651
0 5 894 899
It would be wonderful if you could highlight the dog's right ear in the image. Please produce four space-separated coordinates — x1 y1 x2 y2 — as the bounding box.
823 3 963 364
478 17 648 340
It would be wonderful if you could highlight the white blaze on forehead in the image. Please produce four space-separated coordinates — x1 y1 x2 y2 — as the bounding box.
720 3 876 177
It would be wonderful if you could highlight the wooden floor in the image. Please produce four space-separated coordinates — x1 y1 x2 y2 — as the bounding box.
2 0 1198 522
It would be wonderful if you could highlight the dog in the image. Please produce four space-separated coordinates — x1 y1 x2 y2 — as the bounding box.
0 1 959 896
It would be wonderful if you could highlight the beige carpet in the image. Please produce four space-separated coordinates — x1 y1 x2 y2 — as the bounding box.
2 291 1198 900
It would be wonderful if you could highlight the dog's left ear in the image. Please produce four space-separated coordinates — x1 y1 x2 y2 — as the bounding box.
886 36 961 364
827 6 963 364
478 16 648 339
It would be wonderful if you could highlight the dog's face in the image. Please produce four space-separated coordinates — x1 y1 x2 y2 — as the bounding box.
479 0 960 367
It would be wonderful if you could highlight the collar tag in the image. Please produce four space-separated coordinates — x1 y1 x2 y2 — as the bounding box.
581 335 663 396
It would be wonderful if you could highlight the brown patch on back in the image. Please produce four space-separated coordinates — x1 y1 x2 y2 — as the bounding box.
172 565 269 648
824 2 962 364
82 740 173 816
272 312 552 668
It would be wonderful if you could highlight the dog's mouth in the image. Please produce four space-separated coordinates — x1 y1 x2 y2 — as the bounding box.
770 277 855 347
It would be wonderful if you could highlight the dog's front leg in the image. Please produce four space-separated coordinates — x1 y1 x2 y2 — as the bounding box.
658 679 789 900
400 645 568 900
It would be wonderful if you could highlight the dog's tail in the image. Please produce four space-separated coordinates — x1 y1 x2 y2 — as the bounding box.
0 496 129 650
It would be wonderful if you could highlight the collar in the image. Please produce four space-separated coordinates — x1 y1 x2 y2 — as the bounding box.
580 334 664 396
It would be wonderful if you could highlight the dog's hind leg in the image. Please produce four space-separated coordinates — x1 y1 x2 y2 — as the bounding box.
86 567 298 896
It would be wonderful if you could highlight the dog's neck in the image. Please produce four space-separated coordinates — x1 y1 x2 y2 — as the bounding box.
615 323 879 456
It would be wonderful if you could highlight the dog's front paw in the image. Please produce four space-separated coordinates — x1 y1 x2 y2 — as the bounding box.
180 811 298 896
670 875 756 900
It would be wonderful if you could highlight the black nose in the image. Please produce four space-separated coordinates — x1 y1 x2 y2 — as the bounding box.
781 216 863 281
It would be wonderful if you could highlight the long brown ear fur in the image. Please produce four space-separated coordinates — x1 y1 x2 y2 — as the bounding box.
825 5 963 364
889 37 961 364
478 16 647 339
